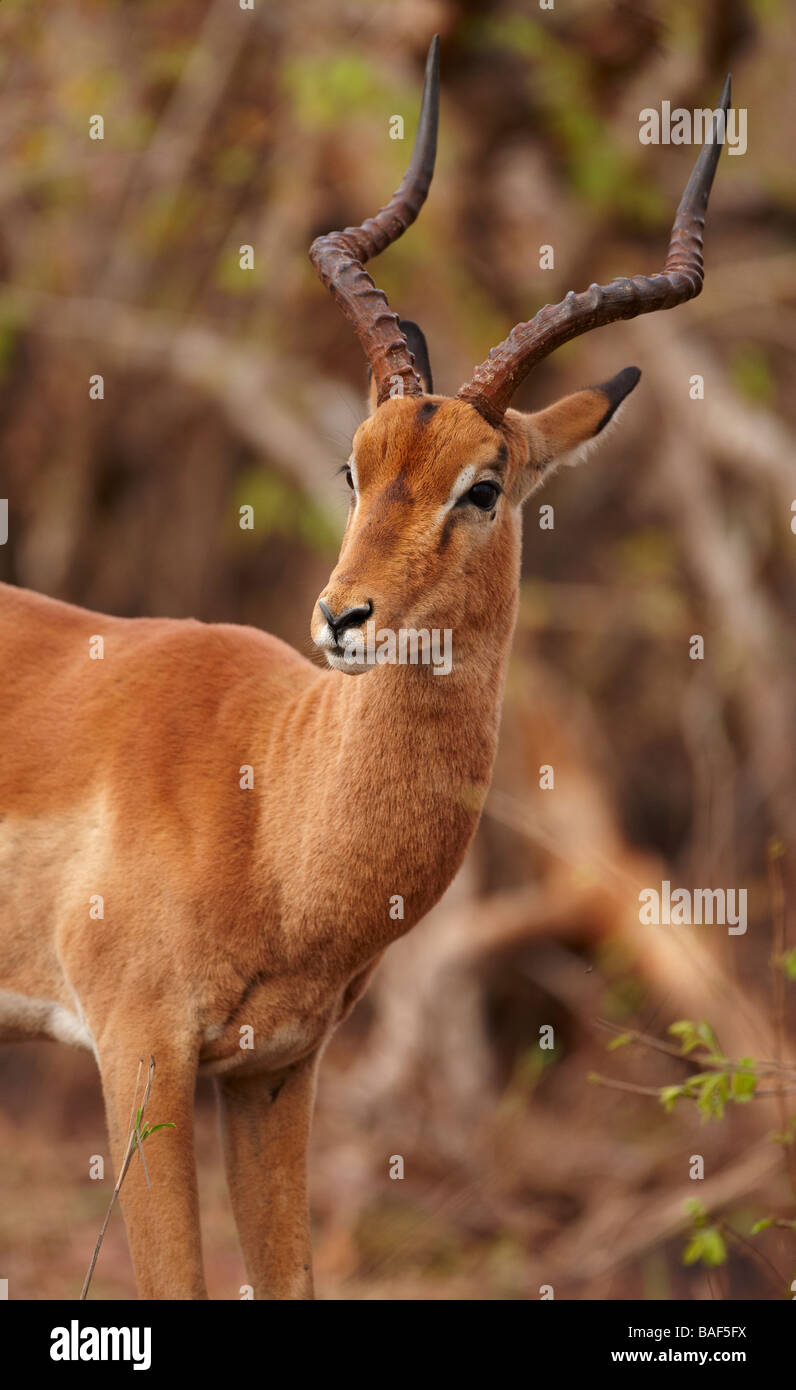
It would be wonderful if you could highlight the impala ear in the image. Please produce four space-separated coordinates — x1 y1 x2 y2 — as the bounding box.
514 365 641 497
400 321 434 394
367 320 434 415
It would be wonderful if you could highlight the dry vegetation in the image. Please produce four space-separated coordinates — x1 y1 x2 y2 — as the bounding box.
0 0 795 1299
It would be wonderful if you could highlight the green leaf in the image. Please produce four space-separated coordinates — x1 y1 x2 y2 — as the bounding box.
731 1062 757 1101
668 1019 724 1060
683 1226 727 1268
694 1071 729 1121
696 1021 720 1054
659 1085 684 1113
700 1227 728 1267
669 1020 695 1038
682 1235 701 1266
751 1218 774 1234
607 1032 634 1051
668 1020 700 1054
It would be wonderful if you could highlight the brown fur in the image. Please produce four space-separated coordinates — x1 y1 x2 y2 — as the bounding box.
0 381 635 1298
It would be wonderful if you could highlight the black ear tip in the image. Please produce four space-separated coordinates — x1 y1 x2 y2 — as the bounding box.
594 365 641 432
617 365 642 393
399 320 434 394
596 364 641 400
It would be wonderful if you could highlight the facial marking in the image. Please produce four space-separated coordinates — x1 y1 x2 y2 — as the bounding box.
416 399 440 424
439 465 479 515
437 451 508 518
377 471 412 508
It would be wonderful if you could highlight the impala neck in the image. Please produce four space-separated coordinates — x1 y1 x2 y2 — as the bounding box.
308 598 518 961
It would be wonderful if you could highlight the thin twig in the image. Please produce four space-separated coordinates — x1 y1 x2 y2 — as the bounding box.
720 1222 786 1297
596 1017 796 1077
80 1055 156 1301
590 1071 796 1100
589 1073 665 1098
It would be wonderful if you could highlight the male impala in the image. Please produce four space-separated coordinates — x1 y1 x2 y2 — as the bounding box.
0 40 730 1299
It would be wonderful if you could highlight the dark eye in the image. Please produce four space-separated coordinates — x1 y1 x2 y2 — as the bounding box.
343 466 354 490
465 481 501 511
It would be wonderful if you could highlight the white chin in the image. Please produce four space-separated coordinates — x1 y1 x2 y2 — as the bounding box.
323 651 375 676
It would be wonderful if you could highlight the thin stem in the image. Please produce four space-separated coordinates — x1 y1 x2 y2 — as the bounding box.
590 1071 796 1100
589 1073 666 1098
80 1055 156 1301
596 1017 796 1077
720 1222 786 1297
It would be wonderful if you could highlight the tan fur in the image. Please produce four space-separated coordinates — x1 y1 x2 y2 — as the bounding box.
0 384 630 1298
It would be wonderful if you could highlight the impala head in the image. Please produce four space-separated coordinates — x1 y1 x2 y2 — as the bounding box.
309 37 730 675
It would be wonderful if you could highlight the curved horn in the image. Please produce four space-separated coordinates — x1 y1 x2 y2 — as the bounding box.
309 36 440 406
457 76 732 427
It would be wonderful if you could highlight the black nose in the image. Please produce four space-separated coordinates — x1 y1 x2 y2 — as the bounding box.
318 598 373 638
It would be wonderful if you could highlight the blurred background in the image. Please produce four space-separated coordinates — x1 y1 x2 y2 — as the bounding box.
1 0 795 1300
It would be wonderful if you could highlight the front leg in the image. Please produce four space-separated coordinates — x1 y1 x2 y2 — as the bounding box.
216 1053 318 1300
98 1036 206 1300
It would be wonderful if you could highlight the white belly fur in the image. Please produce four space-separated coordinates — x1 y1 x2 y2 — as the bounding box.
0 987 95 1051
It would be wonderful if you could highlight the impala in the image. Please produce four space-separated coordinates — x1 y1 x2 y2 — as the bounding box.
0 39 730 1299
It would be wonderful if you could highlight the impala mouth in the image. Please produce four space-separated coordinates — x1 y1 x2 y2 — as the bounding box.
314 620 454 676
313 622 376 676
324 651 372 675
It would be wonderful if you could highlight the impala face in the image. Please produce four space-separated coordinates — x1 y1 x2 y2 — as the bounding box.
312 395 524 675
311 369 641 675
